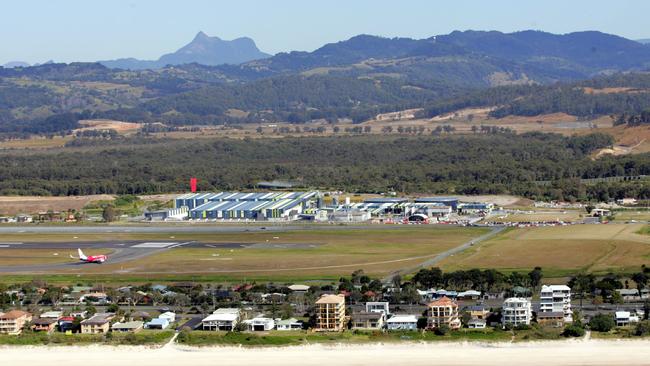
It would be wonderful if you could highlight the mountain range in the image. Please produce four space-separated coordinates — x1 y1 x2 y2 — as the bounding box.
2 29 650 136
99 32 271 70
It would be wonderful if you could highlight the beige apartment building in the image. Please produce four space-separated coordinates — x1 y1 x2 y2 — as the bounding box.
315 294 346 331
0 310 33 335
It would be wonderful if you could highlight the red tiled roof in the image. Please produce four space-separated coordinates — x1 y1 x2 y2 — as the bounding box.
427 296 457 307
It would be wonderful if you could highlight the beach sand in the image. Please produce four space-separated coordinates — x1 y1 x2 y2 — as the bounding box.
1 340 649 366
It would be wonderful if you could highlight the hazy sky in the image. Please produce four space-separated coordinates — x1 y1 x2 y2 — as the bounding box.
2 0 649 64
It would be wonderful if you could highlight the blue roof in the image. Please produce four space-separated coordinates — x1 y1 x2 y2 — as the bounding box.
415 197 458 202
363 197 408 204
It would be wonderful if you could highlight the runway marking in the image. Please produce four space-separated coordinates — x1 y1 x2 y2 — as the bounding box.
131 242 178 248
0 242 22 245
167 242 193 248
0 245 10 248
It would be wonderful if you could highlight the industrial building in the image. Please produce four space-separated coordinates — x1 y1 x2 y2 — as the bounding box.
176 191 318 221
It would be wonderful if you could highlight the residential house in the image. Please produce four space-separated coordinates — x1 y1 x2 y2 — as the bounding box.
39 311 63 319
616 311 640 327
314 294 346 332
458 290 482 301
32 317 58 333
245 316 275 331
58 316 77 333
427 296 461 330
351 312 385 330
111 321 144 333
80 313 115 334
276 318 303 331
502 298 532 327
202 308 241 331
288 284 310 293
467 318 487 329
0 310 32 335
159 311 176 323
386 315 418 331
540 285 572 322
616 289 640 301
365 302 390 316
537 312 565 328
145 318 170 330
467 305 489 320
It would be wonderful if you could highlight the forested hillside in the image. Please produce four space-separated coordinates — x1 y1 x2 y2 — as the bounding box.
1 133 648 201
2 30 650 137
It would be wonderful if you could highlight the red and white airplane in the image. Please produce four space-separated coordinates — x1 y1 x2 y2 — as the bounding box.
70 248 108 264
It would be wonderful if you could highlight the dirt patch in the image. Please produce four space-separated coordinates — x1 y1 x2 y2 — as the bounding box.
77 119 141 133
0 195 114 215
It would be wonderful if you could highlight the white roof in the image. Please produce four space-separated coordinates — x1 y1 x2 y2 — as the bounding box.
40 311 63 318
616 311 631 318
387 315 418 323
203 313 238 322
213 308 240 315
541 285 571 291
458 290 481 296
288 284 310 291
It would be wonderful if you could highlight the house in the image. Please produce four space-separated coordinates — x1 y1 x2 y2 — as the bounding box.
616 289 640 301
159 311 176 323
70 310 88 319
467 305 489 320
276 318 303 331
365 302 390 316
427 296 461 330
540 285 572 322
591 208 611 217
202 308 241 331
80 313 115 334
537 312 565 328
58 316 77 333
467 318 486 329
288 284 310 293
615 311 640 327
314 294 346 332
39 311 63 319
79 292 109 305
112 321 144 333
351 312 385 330
458 290 482 300
0 310 32 335
32 317 58 333
145 318 170 330
502 298 532 327
245 316 275 331
386 315 418 331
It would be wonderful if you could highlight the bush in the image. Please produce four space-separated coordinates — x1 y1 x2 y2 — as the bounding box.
590 314 615 332
634 321 650 336
563 324 585 337
433 324 450 336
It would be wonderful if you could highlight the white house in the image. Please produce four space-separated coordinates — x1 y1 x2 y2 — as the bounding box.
468 318 486 329
615 311 640 327
540 285 572 322
276 318 303 331
365 302 390 316
201 308 241 331
158 311 176 323
502 297 532 327
386 315 418 331
245 316 275 331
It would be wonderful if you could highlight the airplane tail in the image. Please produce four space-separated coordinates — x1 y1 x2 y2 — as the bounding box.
77 248 88 261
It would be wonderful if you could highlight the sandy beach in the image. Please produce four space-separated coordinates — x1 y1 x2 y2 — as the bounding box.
2 340 650 366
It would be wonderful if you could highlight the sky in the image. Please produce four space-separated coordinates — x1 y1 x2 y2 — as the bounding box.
2 0 649 64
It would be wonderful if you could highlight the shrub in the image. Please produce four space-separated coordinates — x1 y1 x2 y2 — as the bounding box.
563 324 585 337
589 314 615 332
634 321 650 336
434 324 450 336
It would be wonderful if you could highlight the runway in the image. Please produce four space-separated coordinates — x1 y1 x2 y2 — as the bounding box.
0 240 320 273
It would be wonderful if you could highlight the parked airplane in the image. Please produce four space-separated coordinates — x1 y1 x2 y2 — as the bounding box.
70 248 107 264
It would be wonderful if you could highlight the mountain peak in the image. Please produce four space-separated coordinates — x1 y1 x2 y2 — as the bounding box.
193 31 216 42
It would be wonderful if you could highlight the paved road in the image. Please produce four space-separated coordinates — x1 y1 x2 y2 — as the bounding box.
382 225 506 284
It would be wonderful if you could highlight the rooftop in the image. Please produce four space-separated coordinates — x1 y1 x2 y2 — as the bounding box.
0 310 30 319
315 294 345 305
428 296 457 307
386 315 418 323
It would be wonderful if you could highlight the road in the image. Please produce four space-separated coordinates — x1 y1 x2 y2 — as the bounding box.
382 225 506 284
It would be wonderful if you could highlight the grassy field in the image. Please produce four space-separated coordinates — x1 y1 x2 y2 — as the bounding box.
487 209 584 223
0 330 174 346
0 227 487 281
613 209 650 222
177 329 512 346
438 224 650 276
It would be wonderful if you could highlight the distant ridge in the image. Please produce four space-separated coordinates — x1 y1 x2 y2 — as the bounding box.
100 31 271 70
637 39 650 45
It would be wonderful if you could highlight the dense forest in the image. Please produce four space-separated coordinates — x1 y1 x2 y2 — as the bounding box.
1 133 648 201
419 73 650 119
